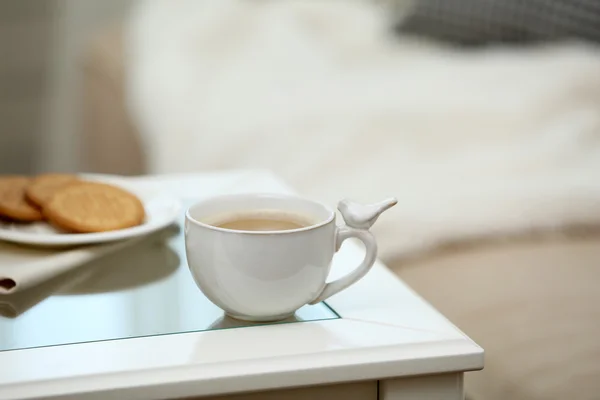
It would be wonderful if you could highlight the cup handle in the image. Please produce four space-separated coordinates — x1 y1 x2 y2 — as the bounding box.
308 197 396 305
308 226 377 305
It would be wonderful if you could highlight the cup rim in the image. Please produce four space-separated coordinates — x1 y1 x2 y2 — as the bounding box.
185 193 336 235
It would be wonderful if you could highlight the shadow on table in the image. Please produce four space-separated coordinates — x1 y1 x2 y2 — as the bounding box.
0 227 180 318
207 314 303 330
60 226 180 295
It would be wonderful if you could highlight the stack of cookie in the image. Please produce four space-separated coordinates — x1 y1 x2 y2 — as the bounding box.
0 174 146 233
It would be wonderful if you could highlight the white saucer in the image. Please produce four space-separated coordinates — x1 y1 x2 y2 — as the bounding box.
0 175 181 247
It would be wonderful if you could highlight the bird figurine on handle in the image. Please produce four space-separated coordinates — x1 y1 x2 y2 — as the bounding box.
307 196 397 305
337 198 397 230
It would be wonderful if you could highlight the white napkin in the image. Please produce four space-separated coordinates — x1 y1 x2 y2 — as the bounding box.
0 236 148 295
0 225 181 317
0 259 98 317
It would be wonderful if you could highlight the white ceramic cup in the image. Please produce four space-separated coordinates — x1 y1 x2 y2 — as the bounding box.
185 193 396 322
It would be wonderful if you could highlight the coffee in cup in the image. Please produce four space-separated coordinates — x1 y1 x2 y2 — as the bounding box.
206 209 317 232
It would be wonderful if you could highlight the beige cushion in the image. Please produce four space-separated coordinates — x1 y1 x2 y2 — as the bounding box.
390 234 600 400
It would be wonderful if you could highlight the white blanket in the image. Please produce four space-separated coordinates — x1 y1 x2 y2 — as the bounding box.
125 0 600 261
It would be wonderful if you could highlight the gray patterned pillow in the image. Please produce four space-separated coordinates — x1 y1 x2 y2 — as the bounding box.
396 0 600 45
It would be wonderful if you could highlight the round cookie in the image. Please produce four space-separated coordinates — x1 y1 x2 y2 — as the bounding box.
43 181 145 233
0 176 44 222
25 173 79 208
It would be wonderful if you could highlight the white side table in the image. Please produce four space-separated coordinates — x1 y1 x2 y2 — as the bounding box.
0 170 483 400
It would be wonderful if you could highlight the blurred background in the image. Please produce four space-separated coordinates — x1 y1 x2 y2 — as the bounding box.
0 0 133 174
2 1 600 399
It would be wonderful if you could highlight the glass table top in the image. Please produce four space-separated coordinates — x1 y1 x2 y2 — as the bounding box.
0 202 339 352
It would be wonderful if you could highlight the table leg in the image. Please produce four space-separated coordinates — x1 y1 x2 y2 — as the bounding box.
379 373 464 400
